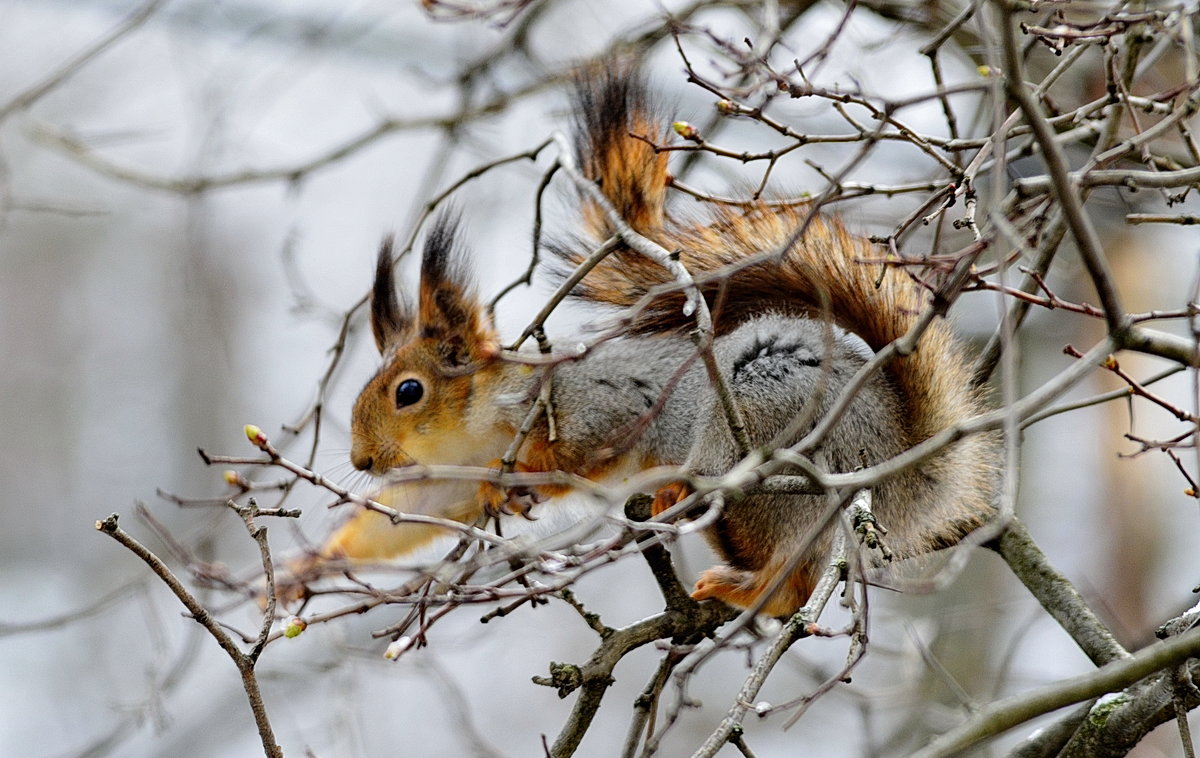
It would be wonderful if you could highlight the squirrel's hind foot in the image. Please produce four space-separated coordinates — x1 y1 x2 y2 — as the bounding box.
692 562 816 618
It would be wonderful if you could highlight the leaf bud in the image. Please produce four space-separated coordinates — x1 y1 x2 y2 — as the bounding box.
672 121 701 142
283 616 307 638
384 636 414 660
244 424 268 447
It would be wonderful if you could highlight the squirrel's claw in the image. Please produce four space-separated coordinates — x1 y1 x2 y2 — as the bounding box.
479 480 544 520
509 487 544 520
479 460 548 520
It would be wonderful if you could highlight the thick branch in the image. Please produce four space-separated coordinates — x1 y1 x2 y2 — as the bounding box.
1060 661 1200 758
547 601 735 757
990 517 1130 667
914 627 1200 758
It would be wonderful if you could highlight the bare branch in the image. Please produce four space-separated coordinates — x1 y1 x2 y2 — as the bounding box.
0 0 165 122
95 514 283 758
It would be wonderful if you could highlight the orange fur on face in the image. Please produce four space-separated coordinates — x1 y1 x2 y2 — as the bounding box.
350 342 512 475
353 218 509 477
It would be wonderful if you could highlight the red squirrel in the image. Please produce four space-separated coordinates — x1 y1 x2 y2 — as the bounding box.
314 67 997 616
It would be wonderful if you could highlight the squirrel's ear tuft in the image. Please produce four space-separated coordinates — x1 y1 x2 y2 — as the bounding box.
370 236 412 354
417 210 495 368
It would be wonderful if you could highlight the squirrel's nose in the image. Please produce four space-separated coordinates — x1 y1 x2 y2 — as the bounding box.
350 450 374 472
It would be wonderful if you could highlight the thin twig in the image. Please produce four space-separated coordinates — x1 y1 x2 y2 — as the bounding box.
95 514 283 758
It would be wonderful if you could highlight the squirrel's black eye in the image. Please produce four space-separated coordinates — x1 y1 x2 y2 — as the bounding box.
395 378 424 408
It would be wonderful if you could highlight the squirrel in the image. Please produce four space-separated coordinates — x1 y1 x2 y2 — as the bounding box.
315 66 997 617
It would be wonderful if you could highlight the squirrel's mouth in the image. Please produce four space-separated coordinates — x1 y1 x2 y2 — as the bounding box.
374 452 419 476
349 438 419 474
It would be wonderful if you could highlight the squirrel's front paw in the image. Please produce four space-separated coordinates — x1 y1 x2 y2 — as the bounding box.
478 470 544 519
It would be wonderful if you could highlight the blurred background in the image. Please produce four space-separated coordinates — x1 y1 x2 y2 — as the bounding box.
1 0 1197 756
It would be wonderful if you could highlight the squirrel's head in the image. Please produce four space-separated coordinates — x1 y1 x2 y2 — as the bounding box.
350 213 502 475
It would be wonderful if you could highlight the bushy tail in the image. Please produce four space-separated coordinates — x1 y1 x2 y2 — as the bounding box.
571 67 669 240
559 67 991 505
